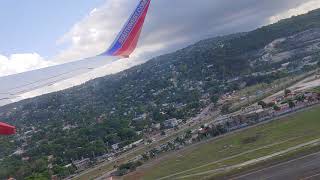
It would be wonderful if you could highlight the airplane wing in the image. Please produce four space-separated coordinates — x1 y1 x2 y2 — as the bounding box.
0 56 119 100
0 0 151 102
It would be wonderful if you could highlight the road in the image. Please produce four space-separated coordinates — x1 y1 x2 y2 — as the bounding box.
230 151 320 180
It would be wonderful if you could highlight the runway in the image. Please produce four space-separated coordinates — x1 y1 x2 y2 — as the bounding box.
230 151 320 180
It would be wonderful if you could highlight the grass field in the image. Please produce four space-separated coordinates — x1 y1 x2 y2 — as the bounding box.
139 105 320 180
312 86 320 93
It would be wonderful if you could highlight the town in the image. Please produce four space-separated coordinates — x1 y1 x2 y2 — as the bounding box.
107 88 320 177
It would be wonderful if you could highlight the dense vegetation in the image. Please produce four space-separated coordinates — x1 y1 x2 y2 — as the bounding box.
1 8 320 179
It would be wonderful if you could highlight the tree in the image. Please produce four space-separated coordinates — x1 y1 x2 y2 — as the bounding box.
118 128 137 140
216 124 227 134
288 100 296 108
160 131 166 136
209 126 219 137
185 130 192 139
295 95 305 102
175 137 184 144
210 95 219 104
142 154 149 161
221 103 231 114
52 165 72 178
273 105 281 111
258 101 267 108
26 173 49 180
284 89 291 96
267 102 275 108
32 158 48 173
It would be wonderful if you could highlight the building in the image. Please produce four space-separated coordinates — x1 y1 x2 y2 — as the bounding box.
151 123 161 130
73 158 90 171
123 144 133 151
64 164 72 168
132 113 147 122
22 157 30 161
12 148 24 156
95 153 115 163
121 139 143 151
48 155 54 162
112 143 119 151
163 118 179 128
132 139 144 146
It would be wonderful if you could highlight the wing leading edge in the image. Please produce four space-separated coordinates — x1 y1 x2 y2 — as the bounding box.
0 56 119 101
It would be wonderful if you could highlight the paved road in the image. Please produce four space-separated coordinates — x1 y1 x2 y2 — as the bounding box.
230 151 320 180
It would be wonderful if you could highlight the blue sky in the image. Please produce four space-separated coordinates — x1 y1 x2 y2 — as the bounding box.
0 0 104 58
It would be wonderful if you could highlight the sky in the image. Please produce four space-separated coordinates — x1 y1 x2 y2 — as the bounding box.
1 0 320 104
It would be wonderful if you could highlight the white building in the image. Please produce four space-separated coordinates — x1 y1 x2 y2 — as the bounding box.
163 118 179 128
112 143 119 150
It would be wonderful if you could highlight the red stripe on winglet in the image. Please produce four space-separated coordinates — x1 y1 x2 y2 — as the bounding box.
114 1 150 57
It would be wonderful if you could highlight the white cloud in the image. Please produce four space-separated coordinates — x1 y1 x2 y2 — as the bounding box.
269 0 320 24
0 53 55 77
54 0 134 63
54 0 320 66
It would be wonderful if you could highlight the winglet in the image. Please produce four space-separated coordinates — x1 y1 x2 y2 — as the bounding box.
101 0 151 58
0 122 16 135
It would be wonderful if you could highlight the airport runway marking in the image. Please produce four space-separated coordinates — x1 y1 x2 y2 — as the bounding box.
231 151 320 180
173 138 320 180
301 172 320 180
157 138 299 180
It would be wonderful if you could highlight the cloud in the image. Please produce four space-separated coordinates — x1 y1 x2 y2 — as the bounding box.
55 0 319 64
48 0 319 76
0 53 54 77
53 0 133 63
268 0 320 24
